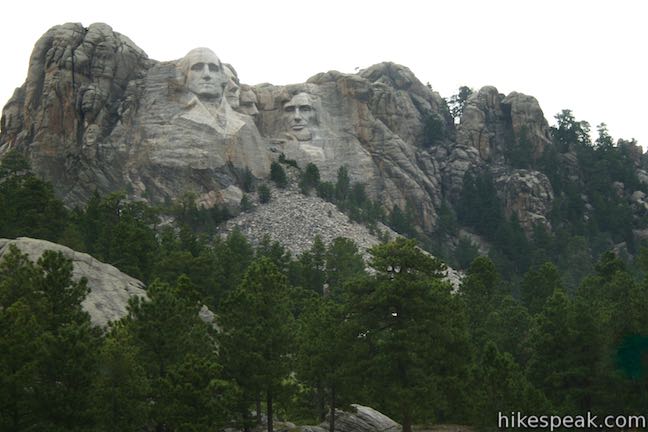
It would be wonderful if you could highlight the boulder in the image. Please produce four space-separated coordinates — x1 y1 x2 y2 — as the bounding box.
322 404 401 432
0 237 146 326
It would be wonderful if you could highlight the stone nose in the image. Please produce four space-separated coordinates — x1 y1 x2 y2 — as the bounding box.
201 65 211 79
293 107 303 121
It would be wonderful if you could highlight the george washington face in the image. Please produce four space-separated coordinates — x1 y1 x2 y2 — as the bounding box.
181 48 227 102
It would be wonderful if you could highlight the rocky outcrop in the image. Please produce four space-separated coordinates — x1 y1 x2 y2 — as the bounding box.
1 24 451 231
494 169 554 232
503 92 552 160
451 86 555 231
456 86 508 162
299 404 401 432
456 86 551 164
324 404 401 432
254 63 450 230
0 22 571 240
0 237 145 326
0 23 150 204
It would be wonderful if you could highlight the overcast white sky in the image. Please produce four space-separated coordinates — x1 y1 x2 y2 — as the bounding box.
1 0 646 148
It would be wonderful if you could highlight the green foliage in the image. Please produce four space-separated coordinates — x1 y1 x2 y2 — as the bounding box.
335 166 350 202
0 246 99 431
242 167 256 192
458 171 503 236
0 150 31 177
300 163 321 194
324 237 365 300
470 342 548 429
240 193 253 212
278 153 299 168
91 327 150 432
125 279 230 430
521 262 563 315
460 256 503 341
436 202 458 237
316 181 335 201
504 125 534 169
219 257 295 432
313 165 385 227
346 239 468 430
258 184 271 203
454 236 480 270
270 161 288 188
552 109 591 152
291 236 326 295
75 193 159 283
0 159 67 241
389 204 417 237
422 113 445 147
170 192 232 233
448 86 473 119
296 296 354 427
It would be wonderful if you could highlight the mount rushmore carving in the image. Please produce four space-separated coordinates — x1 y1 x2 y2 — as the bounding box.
0 22 560 231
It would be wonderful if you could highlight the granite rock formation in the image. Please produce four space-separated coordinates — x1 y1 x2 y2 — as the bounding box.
0 237 145 326
0 22 575 235
300 404 401 432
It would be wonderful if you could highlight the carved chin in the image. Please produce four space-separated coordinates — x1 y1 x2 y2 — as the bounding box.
292 128 312 142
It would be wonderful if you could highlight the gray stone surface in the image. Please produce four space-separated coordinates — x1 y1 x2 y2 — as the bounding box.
0 237 146 326
220 177 463 288
0 25 451 231
323 404 401 432
494 169 554 232
1 22 619 248
254 63 450 230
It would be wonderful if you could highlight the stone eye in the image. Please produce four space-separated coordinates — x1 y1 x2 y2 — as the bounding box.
300 105 313 112
191 63 204 71
208 63 219 72
284 106 295 113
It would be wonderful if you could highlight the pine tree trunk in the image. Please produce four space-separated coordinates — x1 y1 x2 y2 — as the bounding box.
329 385 336 432
317 380 326 421
256 394 262 425
267 389 274 432
402 409 413 432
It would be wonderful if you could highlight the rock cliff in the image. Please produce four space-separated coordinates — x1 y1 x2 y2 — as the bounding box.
0 237 145 326
0 22 614 240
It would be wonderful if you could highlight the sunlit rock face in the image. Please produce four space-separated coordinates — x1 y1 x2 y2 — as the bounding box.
1 22 560 233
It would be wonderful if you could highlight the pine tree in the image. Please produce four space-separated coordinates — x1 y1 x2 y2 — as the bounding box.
270 161 288 188
296 297 354 431
219 258 295 432
470 342 549 429
0 246 100 431
324 237 365 300
125 279 229 430
346 239 469 430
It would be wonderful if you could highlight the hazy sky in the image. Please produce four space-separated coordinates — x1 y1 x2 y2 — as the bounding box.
1 0 646 148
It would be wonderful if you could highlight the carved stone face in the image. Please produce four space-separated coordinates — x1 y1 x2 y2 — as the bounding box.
182 48 227 101
224 65 240 109
282 92 317 141
238 88 259 118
